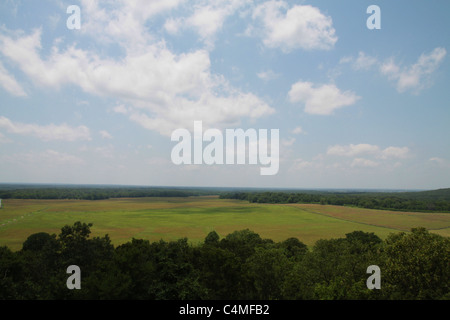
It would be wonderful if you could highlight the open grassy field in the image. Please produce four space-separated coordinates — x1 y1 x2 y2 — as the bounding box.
0 196 449 251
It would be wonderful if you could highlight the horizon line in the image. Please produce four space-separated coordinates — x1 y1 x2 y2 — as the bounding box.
0 182 439 193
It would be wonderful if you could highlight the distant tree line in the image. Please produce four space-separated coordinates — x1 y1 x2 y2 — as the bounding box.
219 191 450 212
0 222 448 300
0 187 210 201
1 186 449 212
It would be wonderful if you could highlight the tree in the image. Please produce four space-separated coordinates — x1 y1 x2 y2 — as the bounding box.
277 237 308 260
22 232 58 252
55 222 115 299
204 230 220 246
146 239 206 299
0 246 20 299
113 238 155 299
196 244 240 299
382 228 450 300
345 231 382 246
283 234 384 300
217 229 272 299
219 229 265 261
245 247 292 299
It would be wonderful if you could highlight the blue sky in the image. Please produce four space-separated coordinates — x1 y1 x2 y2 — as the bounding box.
0 0 449 190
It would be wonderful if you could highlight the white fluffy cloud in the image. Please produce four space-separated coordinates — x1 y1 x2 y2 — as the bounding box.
79 0 185 46
381 47 446 93
164 0 250 48
340 48 446 94
113 105 130 115
289 144 411 173
251 1 337 52
186 1 241 45
0 28 274 136
340 52 378 71
0 61 26 96
380 146 410 160
289 81 360 115
354 52 378 70
0 116 91 142
128 90 274 135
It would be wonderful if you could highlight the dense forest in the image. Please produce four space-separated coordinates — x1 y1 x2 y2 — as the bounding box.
0 222 448 300
1 184 449 212
219 189 450 212
0 185 212 200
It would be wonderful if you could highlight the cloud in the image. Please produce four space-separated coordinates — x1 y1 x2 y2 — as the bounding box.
327 143 410 160
351 158 380 168
340 51 377 71
0 132 12 144
164 17 183 35
291 158 315 170
429 157 450 167
0 116 91 142
327 144 380 157
292 126 304 135
380 146 410 159
164 0 250 48
0 61 26 96
42 150 86 165
281 138 295 147
338 56 353 65
113 105 130 115
289 144 411 174
429 157 445 164
79 0 185 46
99 130 113 139
47 14 61 30
0 28 274 136
257 69 280 81
128 90 274 135
3 149 86 166
380 47 446 93
95 145 115 158
354 52 378 70
289 81 360 115
251 1 337 52
185 1 236 46
339 48 446 94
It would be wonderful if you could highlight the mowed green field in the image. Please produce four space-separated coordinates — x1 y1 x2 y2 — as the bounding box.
0 196 449 251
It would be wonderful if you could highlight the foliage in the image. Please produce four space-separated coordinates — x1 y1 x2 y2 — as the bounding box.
1 184 449 212
220 189 450 212
381 227 450 300
0 186 212 200
0 222 448 300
